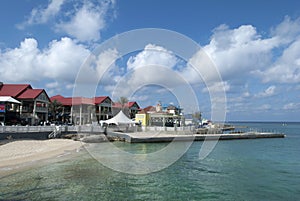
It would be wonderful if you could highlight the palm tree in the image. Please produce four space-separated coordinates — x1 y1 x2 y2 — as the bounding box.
118 97 128 110
49 100 63 122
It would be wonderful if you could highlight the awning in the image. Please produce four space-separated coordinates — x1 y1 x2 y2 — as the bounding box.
0 96 21 104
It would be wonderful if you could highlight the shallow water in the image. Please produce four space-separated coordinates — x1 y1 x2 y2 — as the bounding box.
0 122 299 200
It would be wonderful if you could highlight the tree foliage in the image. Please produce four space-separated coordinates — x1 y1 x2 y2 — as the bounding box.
49 100 63 121
118 97 128 108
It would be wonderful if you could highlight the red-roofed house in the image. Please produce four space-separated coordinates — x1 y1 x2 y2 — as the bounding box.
113 101 140 119
18 89 50 125
0 84 31 97
50 95 113 125
94 96 113 121
0 83 50 125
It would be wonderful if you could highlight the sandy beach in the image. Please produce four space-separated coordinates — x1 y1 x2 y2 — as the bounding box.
0 139 84 169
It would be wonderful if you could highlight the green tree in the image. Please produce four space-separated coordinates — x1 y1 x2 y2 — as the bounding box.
49 100 63 121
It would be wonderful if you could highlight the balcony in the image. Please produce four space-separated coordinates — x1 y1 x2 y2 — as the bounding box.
36 107 48 113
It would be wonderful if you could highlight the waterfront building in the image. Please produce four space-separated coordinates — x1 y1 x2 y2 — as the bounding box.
135 106 155 126
18 89 50 125
94 96 113 121
50 95 113 125
0 96 21 125
0 83 50 125
112 101 140 119
136 103 184 127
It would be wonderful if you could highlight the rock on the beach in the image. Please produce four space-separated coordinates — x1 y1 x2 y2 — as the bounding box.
81 135 108 143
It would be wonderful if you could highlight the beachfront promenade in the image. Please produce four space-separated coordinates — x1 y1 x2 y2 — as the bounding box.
0 125 104 140
0 125 285 142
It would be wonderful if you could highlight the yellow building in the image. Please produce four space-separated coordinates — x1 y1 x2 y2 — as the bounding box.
135 113 149 126
136 104 183 127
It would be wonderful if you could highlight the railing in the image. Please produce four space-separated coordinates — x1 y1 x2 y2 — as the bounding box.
142 126 196 132
48 126 62 138
35 107 48 113
0 125 104 133
74 125 104 133
0 126 55 133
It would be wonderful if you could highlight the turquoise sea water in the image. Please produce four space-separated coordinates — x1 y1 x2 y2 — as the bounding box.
0 122 299 201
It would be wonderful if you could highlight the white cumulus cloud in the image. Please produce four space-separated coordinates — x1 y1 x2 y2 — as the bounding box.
255 38 300 83
201 24 278 81
0 37 90 85
56 0 115 42
127 44 178 70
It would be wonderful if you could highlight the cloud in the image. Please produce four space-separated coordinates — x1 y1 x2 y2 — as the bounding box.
255 85 277 98
46 81 59 89
270 16 300 44
76 48 120 85
200 24 277 82
257 104 271 111
202 81 230 93
18 0 116 42
255 38 300 83
0 37 90 85
108 44 180 97
17 0 65 29
130 95 149 102
39 37 90 80
183 17 300 87
56 0 116 42
283 102 300 110
0 38 41 82
127 44 178 70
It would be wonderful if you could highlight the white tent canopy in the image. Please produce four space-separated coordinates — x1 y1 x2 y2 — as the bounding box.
102 111 135 125
0 96 21 104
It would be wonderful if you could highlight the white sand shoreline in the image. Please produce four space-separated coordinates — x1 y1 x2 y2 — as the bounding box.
0 139 84 171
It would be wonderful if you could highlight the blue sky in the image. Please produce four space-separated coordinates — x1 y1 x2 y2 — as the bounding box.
0 0 300 121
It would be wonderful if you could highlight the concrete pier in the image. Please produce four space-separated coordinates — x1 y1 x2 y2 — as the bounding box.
107 131 286 143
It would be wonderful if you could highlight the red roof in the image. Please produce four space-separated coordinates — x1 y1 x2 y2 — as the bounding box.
113 101 139 108
51 95 72 106
93 96 111 105
138 106 156 114
144 106 156 112
72 97 94 105
50 95 64 100
51 95 137 107
51 95 94 106
0 84 32 97
17 89 44 99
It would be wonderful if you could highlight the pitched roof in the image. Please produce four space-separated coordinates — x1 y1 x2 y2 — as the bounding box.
93 96 111 105
113 101 140 108
51 95 94 106
17 89 44 99
0 84 32 97
144 106 156 112
128 101 139 108
51 96 72 106
50 95 64 100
